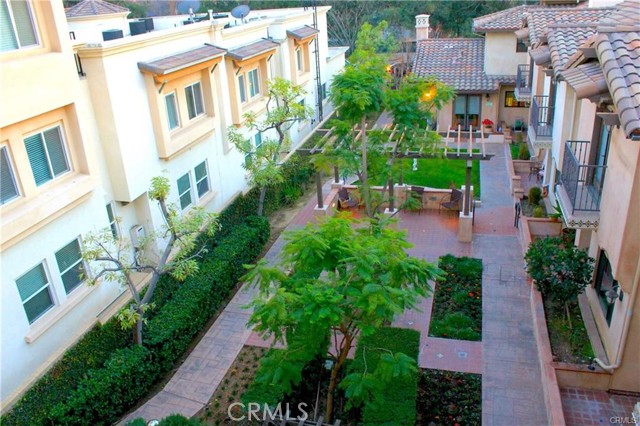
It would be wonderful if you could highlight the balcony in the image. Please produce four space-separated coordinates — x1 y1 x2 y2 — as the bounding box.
555 140 605 229
515 64 531 102
527 95 554 149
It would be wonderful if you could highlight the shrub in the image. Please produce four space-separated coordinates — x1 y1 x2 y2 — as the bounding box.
518 142 530 160
533 206 545 218
349 327 420 426
159 414 202 426
50 345 159 425
417 369 481 426
528 186 542 205
430 312 481 341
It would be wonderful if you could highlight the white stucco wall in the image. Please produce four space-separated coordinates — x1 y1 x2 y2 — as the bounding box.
484 32 529 76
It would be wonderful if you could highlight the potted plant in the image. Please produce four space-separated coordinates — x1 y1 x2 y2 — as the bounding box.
482 118 494 133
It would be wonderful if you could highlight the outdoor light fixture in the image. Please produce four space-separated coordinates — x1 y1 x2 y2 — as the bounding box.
605 284 623 305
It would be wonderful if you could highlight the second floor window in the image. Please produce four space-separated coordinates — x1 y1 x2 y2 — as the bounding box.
24 126 70 186
248 68 260 99
0 0 38 52
185 82 204 120
55 238 85 294
1 145 19 205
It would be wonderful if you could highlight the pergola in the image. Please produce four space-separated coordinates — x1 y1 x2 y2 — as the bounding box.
294 124 494 216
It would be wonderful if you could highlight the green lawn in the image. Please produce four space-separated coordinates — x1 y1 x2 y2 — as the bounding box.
369 158 481 197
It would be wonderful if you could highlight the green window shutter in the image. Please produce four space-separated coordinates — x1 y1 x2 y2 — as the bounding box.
55 239 84 294
0 1 18 52
0 146 19 204
24 133 52 185
16 263 53 323
165 93 179 129
10 0 37 48
43 127 69 177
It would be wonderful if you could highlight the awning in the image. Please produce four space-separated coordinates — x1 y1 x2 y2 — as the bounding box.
227 39 279 63
138 44 226 83
286 25 319 42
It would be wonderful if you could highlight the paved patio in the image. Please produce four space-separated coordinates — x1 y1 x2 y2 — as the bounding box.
124 140 550 424
561 387 638 426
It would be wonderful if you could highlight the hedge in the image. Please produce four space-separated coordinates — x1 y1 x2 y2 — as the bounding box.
350 327 420 426
2 153 312 426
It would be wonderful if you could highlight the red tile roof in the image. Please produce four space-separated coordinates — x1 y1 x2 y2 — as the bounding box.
66 0 129 18
523 7 613 46
412 38 515 93
547 23 597 76
473 5 531 32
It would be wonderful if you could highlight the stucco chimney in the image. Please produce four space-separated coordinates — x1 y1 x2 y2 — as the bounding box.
415 14 430 41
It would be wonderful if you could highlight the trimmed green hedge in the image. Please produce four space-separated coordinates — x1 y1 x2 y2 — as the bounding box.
3 153 312 426
350 327 420 426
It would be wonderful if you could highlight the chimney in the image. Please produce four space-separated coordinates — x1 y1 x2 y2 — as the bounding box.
415 14 430 41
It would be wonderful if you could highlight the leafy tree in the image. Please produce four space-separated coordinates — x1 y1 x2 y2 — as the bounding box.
525 237 594 326
82 177 218 345
244 214 440 421
229 78 311 216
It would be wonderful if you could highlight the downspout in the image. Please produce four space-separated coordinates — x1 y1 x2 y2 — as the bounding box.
593 255 639 372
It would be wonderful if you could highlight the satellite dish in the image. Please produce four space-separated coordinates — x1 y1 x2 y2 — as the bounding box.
231 4 250 22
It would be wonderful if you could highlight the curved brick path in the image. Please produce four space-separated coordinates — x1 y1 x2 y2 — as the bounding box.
123 131 547 425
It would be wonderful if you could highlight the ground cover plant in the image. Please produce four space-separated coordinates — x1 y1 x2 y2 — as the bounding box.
416 369 481 426
429 255 483 341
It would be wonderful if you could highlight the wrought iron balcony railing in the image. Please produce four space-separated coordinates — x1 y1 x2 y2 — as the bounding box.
515 64 531 98
559 140 606 213
530 95 553 138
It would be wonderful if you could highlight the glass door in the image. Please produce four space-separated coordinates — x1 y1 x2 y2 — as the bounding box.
453 95 481 131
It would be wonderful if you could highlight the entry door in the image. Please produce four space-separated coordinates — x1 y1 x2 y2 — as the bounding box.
453 95 481 130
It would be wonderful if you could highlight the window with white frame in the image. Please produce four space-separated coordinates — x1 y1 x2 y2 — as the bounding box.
247 68 260 99
0 0 38 52
238 74 247 103
184 81 204 120
165 92 180 130
194 161 210 198
55 238 85 294
16 263 54 324
23 125 70 187
1 145 19 205
245 133 262 166
296 48 303 72
106 202 118 238
177 173 192 210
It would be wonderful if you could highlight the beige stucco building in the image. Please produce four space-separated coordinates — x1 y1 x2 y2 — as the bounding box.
0 0 345 409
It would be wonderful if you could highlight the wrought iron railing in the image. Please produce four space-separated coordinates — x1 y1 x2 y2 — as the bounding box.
515 64 531 98
531 95 553 138
559 140 606 213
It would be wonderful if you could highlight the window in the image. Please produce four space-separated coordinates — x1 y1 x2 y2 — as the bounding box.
106 202 118 238
504 91 526 108
296 48 303 72
245 133 262 167
194 161 210 198
297 99 305 124
55 238 85 294
165 92 180 130
184 82 204 120
248 68 260 98
321 83 327 100
24 125 70 186
254 132 262 148
238 74 247 103
516 39 527 53
0 0 38 52
16 263 53 323
177 173 192 210
594 250 617 325
1 145 19 204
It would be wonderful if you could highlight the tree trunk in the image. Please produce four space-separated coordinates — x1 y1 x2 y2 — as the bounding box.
325 334 351 422
257 186 267 216
360 115 372 217
565 302 572 330
134 317 143 346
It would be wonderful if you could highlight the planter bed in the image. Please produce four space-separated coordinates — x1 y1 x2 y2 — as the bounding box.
429 255 483 341
416 369 481 426
545 300 594 364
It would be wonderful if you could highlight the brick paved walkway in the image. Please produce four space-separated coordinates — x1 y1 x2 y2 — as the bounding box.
561 387 638 425
123 138 549 424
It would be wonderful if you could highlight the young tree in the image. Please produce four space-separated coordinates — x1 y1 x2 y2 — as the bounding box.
525 236 594 326
82 177 218 345
244 214 441 421
229 78 311 216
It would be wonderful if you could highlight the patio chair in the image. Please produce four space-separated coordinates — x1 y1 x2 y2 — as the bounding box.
440 188 463 215
337 188 358 210
405 186 425 215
